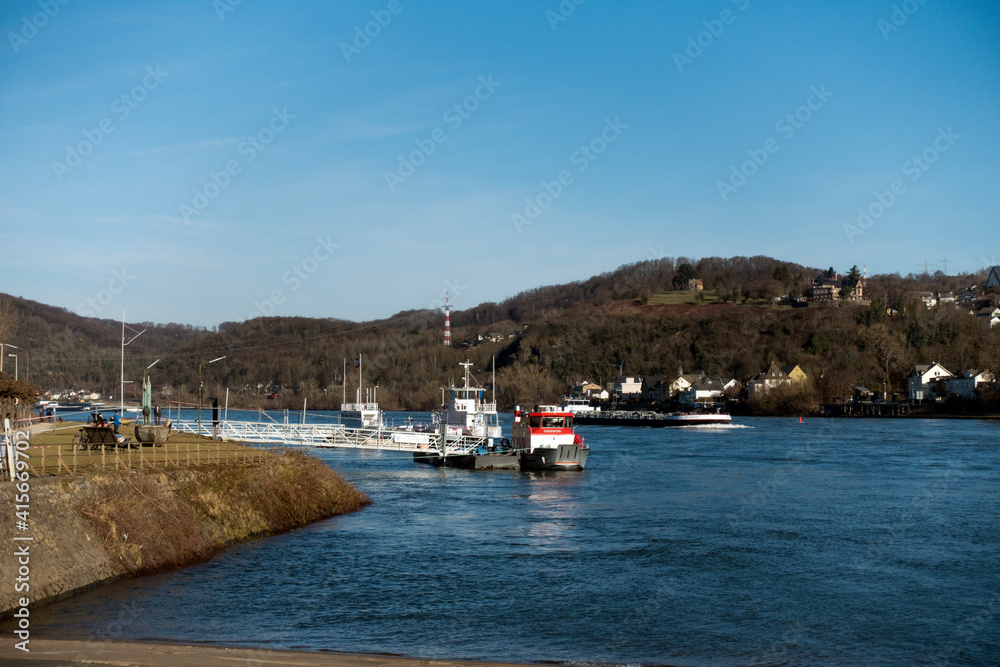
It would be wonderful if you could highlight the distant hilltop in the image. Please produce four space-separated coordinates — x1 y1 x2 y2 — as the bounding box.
1 256 998 414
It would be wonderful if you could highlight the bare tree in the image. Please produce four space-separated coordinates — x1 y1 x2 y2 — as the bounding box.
863 323 908 400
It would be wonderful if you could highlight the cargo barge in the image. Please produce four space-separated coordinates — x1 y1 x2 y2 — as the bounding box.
573 410 732 427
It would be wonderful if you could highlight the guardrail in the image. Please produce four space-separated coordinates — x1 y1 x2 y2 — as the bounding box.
5 440 284 479
172 420 489 456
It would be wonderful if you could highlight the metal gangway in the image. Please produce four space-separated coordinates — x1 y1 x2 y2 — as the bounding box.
171 419 490 457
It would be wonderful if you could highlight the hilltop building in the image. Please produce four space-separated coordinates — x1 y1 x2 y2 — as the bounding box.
806 269 840 303
806 267 864 303
986 266 1000 290
976 306 1000 327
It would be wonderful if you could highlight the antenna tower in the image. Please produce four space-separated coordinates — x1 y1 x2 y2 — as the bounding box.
444 290 452 346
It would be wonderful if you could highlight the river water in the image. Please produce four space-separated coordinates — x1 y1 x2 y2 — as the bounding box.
16 414 1000 666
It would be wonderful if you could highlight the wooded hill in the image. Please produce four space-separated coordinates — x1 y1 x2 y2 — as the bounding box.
3 256 998 413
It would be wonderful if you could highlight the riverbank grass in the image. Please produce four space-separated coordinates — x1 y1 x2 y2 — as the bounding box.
23 421 285 476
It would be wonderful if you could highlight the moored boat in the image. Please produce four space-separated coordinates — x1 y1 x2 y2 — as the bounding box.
512 405 588 471
340 353 385 431
413 360 512 468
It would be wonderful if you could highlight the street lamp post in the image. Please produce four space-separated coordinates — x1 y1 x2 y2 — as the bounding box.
120 313 146 418
7 353 17 381
198 355 226 437
3 344 27 381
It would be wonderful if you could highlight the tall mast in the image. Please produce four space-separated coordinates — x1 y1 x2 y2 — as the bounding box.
120 312 125 416
444 291 451 346
460 360 473 392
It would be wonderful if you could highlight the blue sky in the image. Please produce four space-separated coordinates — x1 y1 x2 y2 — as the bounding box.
1 0 997 327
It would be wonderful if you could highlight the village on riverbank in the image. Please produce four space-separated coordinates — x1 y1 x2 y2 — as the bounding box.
2 258 999 421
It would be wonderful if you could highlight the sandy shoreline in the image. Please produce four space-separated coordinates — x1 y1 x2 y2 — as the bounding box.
0 638 544 667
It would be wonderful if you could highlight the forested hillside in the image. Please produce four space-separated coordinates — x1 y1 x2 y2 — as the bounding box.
2 256 997 412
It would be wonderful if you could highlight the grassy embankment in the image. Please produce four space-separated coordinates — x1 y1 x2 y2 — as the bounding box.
24 421 285 475
77 449 369 575
10 423 370 584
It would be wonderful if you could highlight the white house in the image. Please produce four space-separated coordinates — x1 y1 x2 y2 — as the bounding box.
720 378 739 392
679 377 729 406
979 306 1000 327
946 370 994 401
668 373 702 398
908 363 954 401
917 292 936 308
613 375 642 397
573 381 609 401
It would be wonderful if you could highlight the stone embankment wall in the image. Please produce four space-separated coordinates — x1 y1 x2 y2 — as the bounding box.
0 451 369 616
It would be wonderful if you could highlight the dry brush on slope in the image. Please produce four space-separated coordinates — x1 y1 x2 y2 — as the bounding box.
78 451 369 575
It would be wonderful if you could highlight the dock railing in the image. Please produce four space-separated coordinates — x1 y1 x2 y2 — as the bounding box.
12 439 285 479
171 419 489 456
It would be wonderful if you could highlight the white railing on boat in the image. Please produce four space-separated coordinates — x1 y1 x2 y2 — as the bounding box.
340 402 380 412
171 420 489 455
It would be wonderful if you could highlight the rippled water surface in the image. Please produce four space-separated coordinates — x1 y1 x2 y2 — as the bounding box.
16 415 1000 666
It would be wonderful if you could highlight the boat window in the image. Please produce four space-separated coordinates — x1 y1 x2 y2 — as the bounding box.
529 416 542 428
542 417 566 428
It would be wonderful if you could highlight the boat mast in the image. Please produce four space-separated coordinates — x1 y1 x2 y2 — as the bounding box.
460 360 473 395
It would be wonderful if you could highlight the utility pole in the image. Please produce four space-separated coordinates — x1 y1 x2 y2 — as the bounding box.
120 312 146 416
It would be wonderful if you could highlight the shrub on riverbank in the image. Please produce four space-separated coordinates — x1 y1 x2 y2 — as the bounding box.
743 382 820 416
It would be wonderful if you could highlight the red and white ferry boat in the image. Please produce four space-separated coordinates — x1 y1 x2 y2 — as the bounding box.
512 405 589 471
